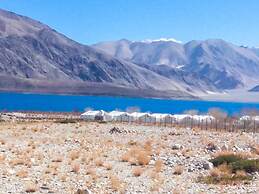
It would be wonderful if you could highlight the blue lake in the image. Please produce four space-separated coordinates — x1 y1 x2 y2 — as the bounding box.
0 92 258 115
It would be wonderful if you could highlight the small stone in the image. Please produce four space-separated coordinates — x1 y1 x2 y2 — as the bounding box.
202 161 214 170
75 189 91 194
171 144 183 150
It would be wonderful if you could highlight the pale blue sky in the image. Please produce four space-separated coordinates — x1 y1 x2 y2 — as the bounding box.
0 0 259 46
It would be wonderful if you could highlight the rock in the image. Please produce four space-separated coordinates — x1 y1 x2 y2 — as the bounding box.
75 189 91 194
171 144 183 150
221 143 228 151
202 161 214 170
109 127 122 134
232 145 242 152
206 142 219 152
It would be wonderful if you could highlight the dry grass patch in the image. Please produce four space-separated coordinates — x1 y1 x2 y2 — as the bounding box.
136 150 151 165
25 182 38 193
51 155 63 163
86 168 98 180
103 162 112 170
173 165 184 175
154 159 163 173
132 166 144 177
109 174 124 192
0 154 6 163
95 158 104 167
71 162 80 173
69 150 80 161
16 169 29 178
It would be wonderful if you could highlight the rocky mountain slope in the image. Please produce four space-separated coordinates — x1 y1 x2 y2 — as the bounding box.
93 39 259 91
249 85 259 92
0 9 193 98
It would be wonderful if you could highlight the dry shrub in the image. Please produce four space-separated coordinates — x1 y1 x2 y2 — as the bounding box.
59 174 67 182
0 154 6 163
154 160 163 173
44 167 57 175
173 165 184 175
121 146 151 166
103 162 112 170
69 150 80 161
150 173 164 192
25 182 37 193
16 169 28 178
9 158 28 167
109 174 123 192
121 152 131 162
86 168 98 180
217 163 232 175
71 162 80 173
132 166 144 177
52 155 63 163
95 158 104 167
209 168 221 177
235 170 247 177
137 150 150 165
144 140 152 154
0 139 6 145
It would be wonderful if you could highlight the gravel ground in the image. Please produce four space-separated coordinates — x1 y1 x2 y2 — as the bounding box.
0 119 258 194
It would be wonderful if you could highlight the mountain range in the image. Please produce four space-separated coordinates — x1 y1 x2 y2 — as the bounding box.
93 39 259 92
0 8 259 100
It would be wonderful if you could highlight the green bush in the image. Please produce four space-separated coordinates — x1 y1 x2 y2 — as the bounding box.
210 154 242 167
231 159 259 173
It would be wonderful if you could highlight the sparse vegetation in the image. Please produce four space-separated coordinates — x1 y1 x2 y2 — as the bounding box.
200 151 259 185
132 166 144 177
173 165 184 175
0 116 257 193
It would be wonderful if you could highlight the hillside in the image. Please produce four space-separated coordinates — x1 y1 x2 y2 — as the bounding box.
0 9 193 99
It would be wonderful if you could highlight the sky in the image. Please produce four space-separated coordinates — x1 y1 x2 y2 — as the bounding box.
0 0 259 46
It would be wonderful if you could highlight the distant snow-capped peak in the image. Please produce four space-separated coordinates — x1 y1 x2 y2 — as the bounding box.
139 38 182 44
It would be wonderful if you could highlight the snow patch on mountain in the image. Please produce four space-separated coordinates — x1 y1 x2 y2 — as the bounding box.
140 38 182 44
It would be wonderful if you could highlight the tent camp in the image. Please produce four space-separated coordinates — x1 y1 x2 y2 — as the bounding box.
108 111 130 122
80 110 109 121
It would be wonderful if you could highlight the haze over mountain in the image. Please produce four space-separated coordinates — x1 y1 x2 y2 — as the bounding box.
93 39 259 91
0 9 194 99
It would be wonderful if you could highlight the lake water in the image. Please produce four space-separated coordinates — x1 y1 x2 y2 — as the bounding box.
0 92 258 115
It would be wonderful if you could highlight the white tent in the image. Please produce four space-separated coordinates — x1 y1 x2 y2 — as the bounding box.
129 112 156 123
151 113 173 123
80 110 108 121
192 115 215 123
108 111 130 122
240 115 259 123
172 114 192 122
